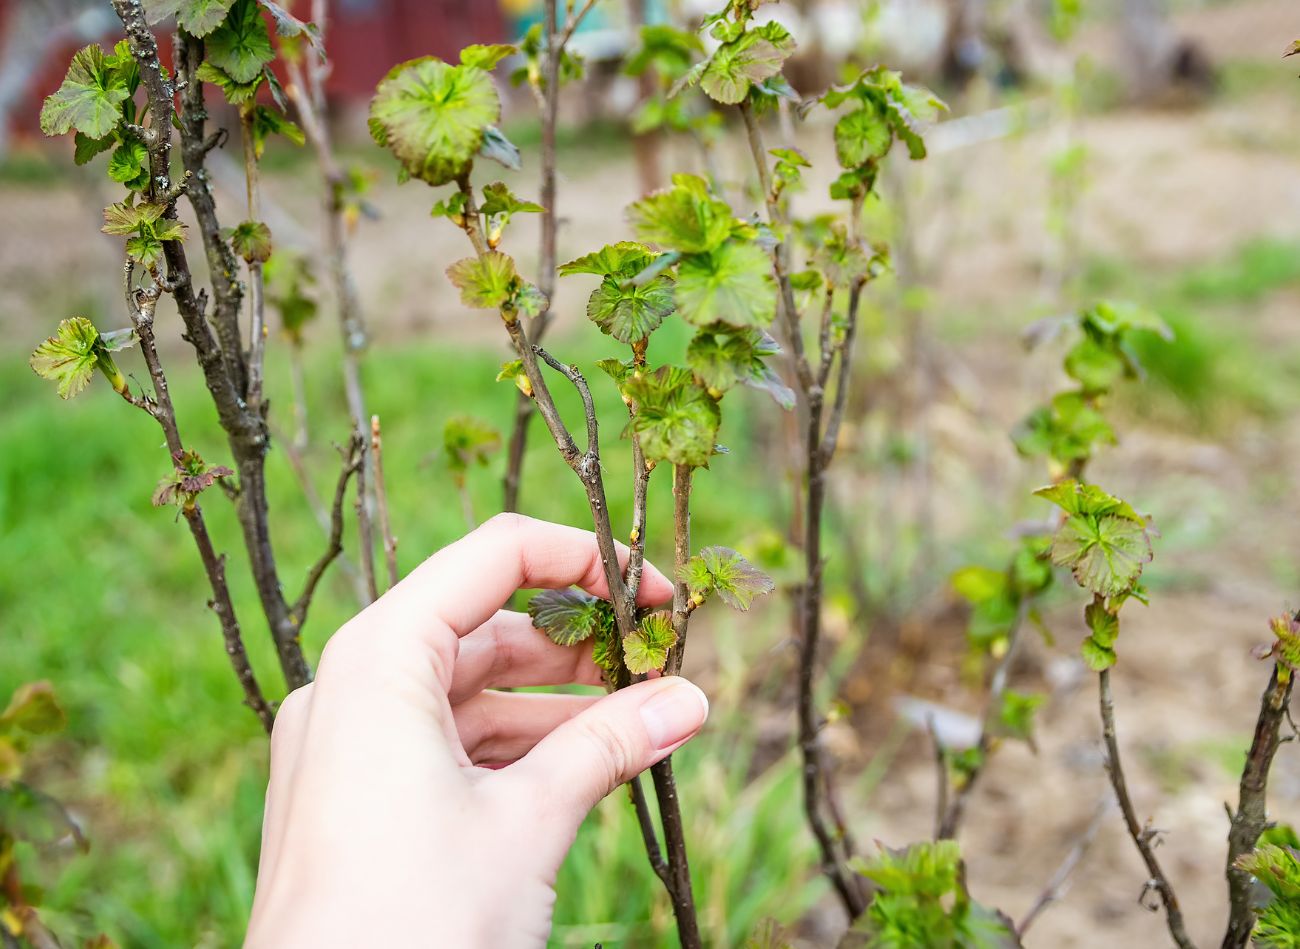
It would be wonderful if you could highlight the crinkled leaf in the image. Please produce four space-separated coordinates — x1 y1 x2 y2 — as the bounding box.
624 24 703 79
527 589 612 647
698 22 795 105
559 242 658 279
106 139 148 188
623 612 678 674
596 357 634 387
40 44 131 139
586 275 676 344
247 104 305 158
1049 510 1153 598
1034 480 1143 523
195 61 264 105
480 181 543 217
687 325 789 407
680 546 774 611
29 317 117 400
207 0 274 83
0 682 65 736
628 174 734 254
258 0 321 47
675 241 776 328
625 366 720 468
834 104 892 168
102 199 164 235
369 57 499 186
152 449 233 508
1080 636 1117 671
460 44 516 71
227 219 273 263
496 359 532 397
143 0 236 36
446 252 520 310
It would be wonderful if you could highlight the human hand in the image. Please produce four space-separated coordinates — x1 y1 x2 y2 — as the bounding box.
245 514 710 947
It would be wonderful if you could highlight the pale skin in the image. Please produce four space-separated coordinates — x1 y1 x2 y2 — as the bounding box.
246 513 710 947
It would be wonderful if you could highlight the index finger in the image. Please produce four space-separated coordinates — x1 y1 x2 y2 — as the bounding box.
363 513 673 642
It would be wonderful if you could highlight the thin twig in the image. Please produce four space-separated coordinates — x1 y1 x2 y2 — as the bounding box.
292 432 364 627
370 415 399 590
1017 799 1111 936
630 776 672 889
125 276 274 733
239 106 268 417
1223 661 1295 949
1098 664 1196 949
938 598 1030 839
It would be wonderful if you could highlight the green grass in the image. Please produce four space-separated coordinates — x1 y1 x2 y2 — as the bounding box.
2 320 819 946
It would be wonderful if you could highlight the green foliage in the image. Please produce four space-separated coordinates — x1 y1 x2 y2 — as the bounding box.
844 841 1019 948
245 105 305 158
29 317 127 400
368 57 501 186
101 200 186 269
196 61 263 105
624 366 720 468
623 612 678 674
143 0 237 37
107 139 150 191
458 44 516 73
950 565 1019 656
205 0 274 83
527 589 615 648
226 220 272 264
584 275 676 345
1081 600 1118 670
1012 392 1116 470
687 326 793 407
694 21 796 105
624 25 703 79
151 450 234 509
818 67 946 165
441 415 501 488
264 251 317 343
559 242 658 279
1235 844 1300 948
991 690 1044 746
1035 480 1153 600
675 240 777 329
495 359 532 398
628 173 734 254
479 181 542 218
445 252 543 318
40 44 134 139
679 546 774 611
1261 615 1300 678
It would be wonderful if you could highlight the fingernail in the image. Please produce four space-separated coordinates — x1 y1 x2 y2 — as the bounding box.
639 678 709 750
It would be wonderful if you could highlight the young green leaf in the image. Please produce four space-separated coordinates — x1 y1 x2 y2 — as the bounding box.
205 0 275 83
496 359 533 397
623 612 678 674
247 105 306 158
527 589 613 647
446 252 524 312
624 366 721 468
675 241 776 328
264 250 318 342
628 174 734 254
624 24 703 79
679 546 775 611
586 275 676 344
459 44 516 72
1012 392 1116 468
991 689 1045 746
834 103 892 168
1233 843 1300 948
686 325 792 407
74 131 116 165
40 45 132 139
369 57 500 186
1037 483 1153 598
195 61 265 105
143 0 237 37
151 449 234 508
442 415 501 487
227 220 273 263
29 317 126 400
698 22 796 105
480 181 544 217
559 242 658 279
107 139 149 189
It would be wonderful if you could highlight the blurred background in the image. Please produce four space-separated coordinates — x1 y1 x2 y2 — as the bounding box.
2 0 1300 946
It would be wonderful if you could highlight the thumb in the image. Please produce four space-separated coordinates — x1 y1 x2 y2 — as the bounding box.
503 675 709 827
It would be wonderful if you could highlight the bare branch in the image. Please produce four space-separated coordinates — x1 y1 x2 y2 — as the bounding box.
1223 661 1295 948
1099 665 1197 949
1018 799 1111 936
371 415 400 590
293 432 364 626
630 776 672 889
